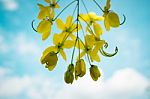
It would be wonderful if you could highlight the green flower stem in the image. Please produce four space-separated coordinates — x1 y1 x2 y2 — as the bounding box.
77 0 80 60
71 37 78 64
53 0 77 21
81 0 88 14
93 0 104 12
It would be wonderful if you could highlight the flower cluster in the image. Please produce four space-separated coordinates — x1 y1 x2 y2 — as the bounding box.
32 0 125 84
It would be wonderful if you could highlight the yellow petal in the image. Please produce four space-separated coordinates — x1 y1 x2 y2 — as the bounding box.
79 14 88 21
69 34 76 40
77 51 86 60
93 23 103 37
44 0 50 3
55 4 60 8
104 16 110 31
52 0 56 3
42 31 50 41
56 18 65 30
76 39 85 50
90 51 100 62
63 40 74 49
38 4 45 10
66 16 73 27
37 20 51 33
93 40 105 53
85 35 95 47
43 46 57 55
47 64 56 71
37 5 50 20
53 34 61 45
50 9 55 19
107 12 120 27
60 49 67 60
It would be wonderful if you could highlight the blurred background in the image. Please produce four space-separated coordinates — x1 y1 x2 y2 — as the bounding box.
0 0 150 99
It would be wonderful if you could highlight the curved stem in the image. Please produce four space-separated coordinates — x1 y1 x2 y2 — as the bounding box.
71 37 78 64
31 20 37 32
53 0 77 21
120 14 126 25
100 46 118 57
77 0 80 59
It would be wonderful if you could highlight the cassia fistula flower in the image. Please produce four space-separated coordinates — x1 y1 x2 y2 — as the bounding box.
41 50 58 71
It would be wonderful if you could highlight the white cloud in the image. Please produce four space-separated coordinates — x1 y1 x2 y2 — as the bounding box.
0 67 149 99
0 33 41 56
13 33 41 55
1 0 18 11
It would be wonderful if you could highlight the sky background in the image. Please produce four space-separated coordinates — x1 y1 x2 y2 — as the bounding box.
0 0 150 99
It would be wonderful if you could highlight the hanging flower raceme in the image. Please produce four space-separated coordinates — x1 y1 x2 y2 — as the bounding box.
32 0 125 84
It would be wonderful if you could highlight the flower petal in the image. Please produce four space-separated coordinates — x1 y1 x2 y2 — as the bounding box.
85 35 95 48
93 23 103 37
108 12 120 27
66 16 73 27
93 40 105 53
104 16 110 31
90 51 100 62
60 49 67 60
37 20 51 33
63 40 74 49
43 46 57 55
53 34 61 45
44 0 50 3
56 18 65 30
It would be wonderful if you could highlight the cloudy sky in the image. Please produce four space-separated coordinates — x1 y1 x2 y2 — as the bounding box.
0 0 150 99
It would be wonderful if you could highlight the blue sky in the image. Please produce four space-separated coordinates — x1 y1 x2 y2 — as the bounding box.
0 0 150 99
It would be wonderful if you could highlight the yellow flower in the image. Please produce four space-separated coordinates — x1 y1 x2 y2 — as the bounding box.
37 4 55 40
104 12 120 31
52 33 74 60
37 4 50 20
40 48 58 71
56 16 81 40
86 23 106 55
80 12 104 25
44 0 60 9
78 34 104 62
75 59 86 80
103 0 120 31
90 65 101 81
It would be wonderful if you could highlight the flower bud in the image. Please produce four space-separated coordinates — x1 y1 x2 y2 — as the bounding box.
75 59 86 80
64 71 74 84
90 65 101 81
67 64 74 73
